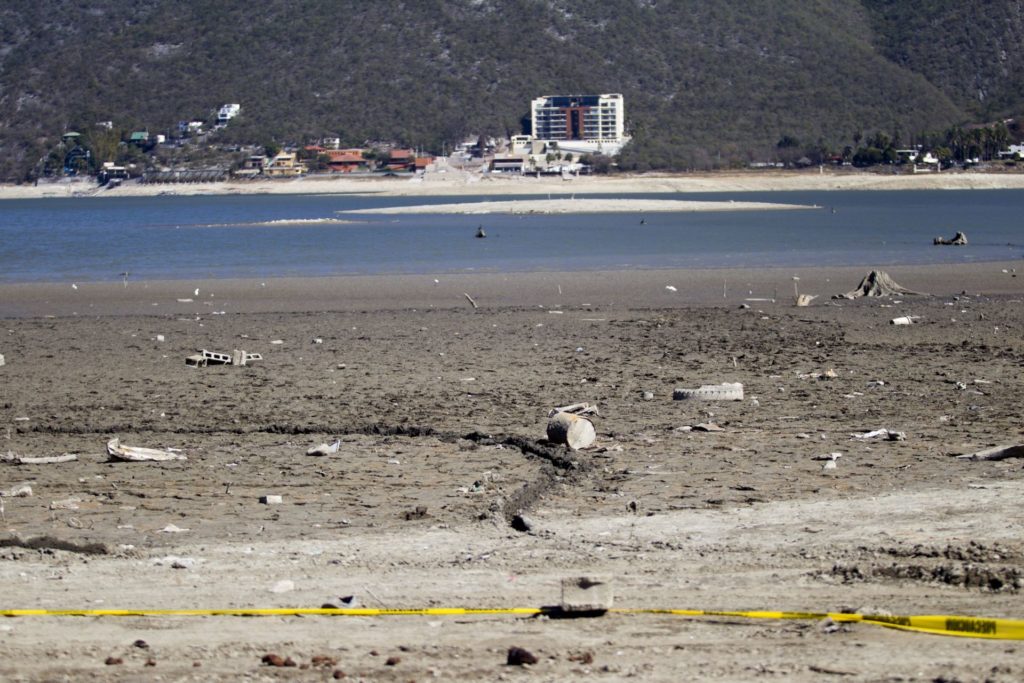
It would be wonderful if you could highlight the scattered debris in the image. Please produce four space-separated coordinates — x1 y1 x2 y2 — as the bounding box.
262 654 296 667
834 270 926 299
852 429 906 441
548 402 599 417
403 505 428 520
152 556 196 569
107 438 185 462
260 495 283 505
561 575 613 614
955 444 1024 461
307 440 341 457
934 231 967 246
464 292 479 309
547 411 596 450
186 349 262 367
312 337 323 344
692 423 725 432
815 452 842 471
475 225 486 238
665 285 677 292
568 651 595 664
1 452 77 465
795 293 817 307
49 497 81 510
158 524 189 533
890 316 920 326
0 483 32 497
0 353 5 367
511 514 534 532
270 580 295 594
507 647 538 666
322 596 358 609
673 382 744 401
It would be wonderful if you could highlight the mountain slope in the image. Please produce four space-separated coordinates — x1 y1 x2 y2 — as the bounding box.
0 0 1020 180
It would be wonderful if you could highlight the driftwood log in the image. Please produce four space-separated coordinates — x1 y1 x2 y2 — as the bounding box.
955 444 1024 461
1 452 78 465
547 411 596 450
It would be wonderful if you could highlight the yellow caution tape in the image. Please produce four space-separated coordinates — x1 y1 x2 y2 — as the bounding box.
2 607 1022 640
622 609 1024 640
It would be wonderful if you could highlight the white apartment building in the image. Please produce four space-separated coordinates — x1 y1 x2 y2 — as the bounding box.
529 93 627 155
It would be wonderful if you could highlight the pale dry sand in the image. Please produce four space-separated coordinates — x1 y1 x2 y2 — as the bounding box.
347 197 815 215
5 167 1024 201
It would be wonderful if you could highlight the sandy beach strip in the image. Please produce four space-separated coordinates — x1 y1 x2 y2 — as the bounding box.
1 261 1020 319
344 197 815 215
4 169 1024 201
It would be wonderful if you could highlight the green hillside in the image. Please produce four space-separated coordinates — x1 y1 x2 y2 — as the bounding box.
0 0 1021 181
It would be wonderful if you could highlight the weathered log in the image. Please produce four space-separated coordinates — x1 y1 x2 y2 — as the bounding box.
546 412 596 450
955 444 1024 461
1 452 78 465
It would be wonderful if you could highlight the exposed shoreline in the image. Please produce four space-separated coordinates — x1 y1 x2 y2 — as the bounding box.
2 261 1021 318
4 168 1024 200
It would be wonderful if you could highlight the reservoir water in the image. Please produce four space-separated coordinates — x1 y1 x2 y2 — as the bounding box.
0 190 1021 283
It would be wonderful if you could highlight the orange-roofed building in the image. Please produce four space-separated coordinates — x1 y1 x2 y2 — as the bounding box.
326 148 368 173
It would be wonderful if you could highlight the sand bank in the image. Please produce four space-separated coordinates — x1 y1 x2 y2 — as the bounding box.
346 197 815 215
4 168 1024 201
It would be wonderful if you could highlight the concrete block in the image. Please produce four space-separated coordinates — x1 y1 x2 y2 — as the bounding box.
560 576 613 613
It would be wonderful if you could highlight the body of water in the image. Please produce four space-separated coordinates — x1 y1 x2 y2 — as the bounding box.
0 190 1021 283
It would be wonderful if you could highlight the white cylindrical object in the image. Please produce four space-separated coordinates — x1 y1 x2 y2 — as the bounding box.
547 412 596 450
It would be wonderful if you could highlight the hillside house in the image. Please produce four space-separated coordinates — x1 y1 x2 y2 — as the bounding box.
385 149 415 172
217 103 241 123
326 149 368 173
264 151 306 177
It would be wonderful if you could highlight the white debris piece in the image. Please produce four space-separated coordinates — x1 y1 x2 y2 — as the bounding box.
851 429 906 441
1 484 33 497
107 438 186 462
673 382 744 401
306 440 341 457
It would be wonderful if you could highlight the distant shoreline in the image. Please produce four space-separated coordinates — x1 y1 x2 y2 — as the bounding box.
4 169 1024 200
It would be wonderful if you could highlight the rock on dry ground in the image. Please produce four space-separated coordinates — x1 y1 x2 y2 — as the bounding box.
1 293 1023 681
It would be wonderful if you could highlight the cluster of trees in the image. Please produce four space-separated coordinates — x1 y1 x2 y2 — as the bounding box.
771 121 1017 169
